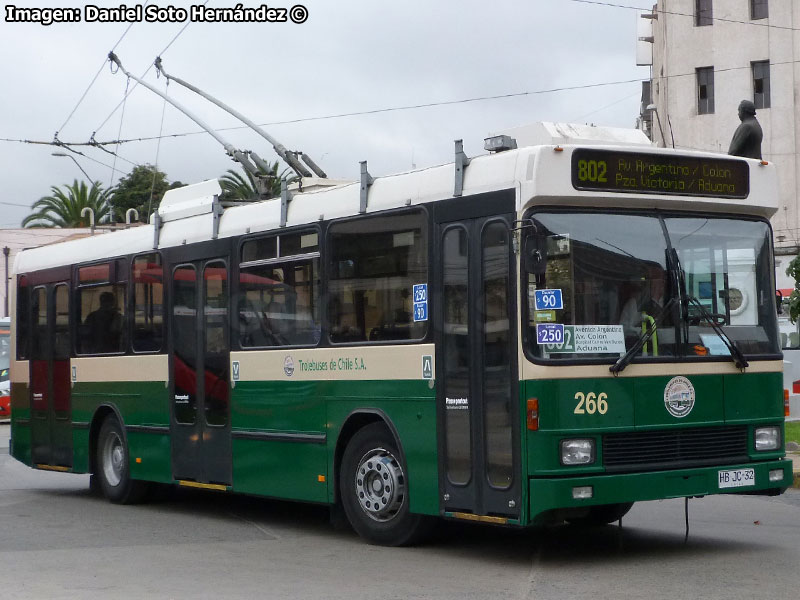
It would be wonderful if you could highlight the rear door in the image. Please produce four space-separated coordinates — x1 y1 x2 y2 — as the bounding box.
30 283 72 468
170 258 232 485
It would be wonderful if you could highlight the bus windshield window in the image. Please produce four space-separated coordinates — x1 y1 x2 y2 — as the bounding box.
524 211 779 362
666 216 777 355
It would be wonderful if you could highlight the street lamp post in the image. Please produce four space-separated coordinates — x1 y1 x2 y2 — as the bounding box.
52 152 93 183
51 151 116 225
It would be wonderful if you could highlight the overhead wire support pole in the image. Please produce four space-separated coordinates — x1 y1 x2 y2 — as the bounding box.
107 52 259 178
154 57 325 179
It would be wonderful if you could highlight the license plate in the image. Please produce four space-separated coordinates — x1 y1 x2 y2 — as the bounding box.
718 468 755 489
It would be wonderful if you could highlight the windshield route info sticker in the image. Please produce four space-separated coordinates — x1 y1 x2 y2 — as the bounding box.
544 325 625 354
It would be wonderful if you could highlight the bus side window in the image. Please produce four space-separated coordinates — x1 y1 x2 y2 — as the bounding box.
78 286 126 354
238 230 320 348
132 253 164 353
328 210 427 344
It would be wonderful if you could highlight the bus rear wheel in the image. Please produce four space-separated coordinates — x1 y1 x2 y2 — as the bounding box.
96 415 149 504
339 423 432 546
566 502 634 526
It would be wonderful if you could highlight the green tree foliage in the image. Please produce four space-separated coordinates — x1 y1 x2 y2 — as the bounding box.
786 254 800 323
22 180 110 228
219 160 283 202
109 164 183 223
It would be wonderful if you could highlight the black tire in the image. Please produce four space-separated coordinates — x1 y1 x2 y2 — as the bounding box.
566 502 634 526
96 415 149 504
339 423 433 546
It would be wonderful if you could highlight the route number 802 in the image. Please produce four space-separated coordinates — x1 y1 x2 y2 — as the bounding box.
576 159 608 183
574 392 608 415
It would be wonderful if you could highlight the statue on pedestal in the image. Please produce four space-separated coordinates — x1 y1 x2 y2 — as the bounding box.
728 100 763 159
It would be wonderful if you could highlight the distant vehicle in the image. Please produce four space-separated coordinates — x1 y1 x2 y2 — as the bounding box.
777 297 800 418
0 317 10 418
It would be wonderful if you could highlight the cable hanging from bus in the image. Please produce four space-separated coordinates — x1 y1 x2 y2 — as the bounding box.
7 121 791 546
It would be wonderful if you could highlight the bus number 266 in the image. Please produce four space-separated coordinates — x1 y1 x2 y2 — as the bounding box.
574 392 608 415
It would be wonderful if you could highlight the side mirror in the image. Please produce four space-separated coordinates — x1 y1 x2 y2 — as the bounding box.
524 236 547 275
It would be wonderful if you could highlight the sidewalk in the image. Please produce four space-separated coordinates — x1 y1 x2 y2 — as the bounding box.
790 452 800 489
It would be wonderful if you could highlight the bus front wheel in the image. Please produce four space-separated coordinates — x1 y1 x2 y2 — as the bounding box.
339 423 432 546
96 415 149 504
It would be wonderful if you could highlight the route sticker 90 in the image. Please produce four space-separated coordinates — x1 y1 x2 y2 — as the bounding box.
534 289 563 311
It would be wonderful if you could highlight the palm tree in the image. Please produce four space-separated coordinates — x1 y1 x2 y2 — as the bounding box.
22 180 111 228
219 160 284 202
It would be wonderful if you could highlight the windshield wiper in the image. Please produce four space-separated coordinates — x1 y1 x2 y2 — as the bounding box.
610 295 679 375
667 248 748 370
686 296 748 370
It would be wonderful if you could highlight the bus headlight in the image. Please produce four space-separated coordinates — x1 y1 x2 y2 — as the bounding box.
754 426 781 451
560 439 595 465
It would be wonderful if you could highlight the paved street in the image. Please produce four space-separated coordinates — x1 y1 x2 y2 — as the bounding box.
1 422 799 600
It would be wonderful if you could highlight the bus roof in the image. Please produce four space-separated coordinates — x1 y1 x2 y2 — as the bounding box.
13 133 778 276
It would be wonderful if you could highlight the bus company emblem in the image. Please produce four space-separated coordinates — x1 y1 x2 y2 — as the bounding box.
663 376 695 418
284 355 295 377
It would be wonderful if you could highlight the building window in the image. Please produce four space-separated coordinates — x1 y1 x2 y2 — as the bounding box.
695 0 712 26
696 67 715 114
751 0 768 20
753 61 770 109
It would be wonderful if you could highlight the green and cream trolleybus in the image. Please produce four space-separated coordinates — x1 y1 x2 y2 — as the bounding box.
8 123 791 545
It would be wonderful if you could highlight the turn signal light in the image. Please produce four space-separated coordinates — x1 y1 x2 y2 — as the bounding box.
527 398 539 431
785 389 790 418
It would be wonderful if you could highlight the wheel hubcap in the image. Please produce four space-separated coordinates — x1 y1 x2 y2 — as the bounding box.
354 447 405 522
102 431 124 487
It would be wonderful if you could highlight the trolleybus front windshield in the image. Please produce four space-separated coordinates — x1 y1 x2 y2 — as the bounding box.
524 211 779 362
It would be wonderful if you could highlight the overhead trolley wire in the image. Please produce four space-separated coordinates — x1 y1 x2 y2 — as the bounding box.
92 0 210 136
6 56 800 153
148 79 171 217
71 55 800 146
55 1 152 136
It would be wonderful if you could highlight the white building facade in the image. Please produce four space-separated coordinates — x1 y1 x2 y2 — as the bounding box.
638 0 800 248
0 228 112 318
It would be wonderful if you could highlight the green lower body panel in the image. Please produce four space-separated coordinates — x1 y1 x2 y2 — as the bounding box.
71 427 90 472
233 438 328 502
10 421 31 466
127 432 173 483
529 459 791 522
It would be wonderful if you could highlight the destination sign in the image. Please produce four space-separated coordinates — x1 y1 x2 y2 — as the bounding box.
571 149 750 199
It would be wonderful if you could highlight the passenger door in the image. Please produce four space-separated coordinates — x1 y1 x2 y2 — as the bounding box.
170 259 232 485
436 211 521 519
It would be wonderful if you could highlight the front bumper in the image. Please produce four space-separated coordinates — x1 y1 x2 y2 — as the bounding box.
529 458 791 523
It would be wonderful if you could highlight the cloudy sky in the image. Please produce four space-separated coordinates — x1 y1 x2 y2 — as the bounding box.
1 0 653 226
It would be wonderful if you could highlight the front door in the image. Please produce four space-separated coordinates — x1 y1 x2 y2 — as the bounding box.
30 283 72 467
436 214 520 518
170 259 232 485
